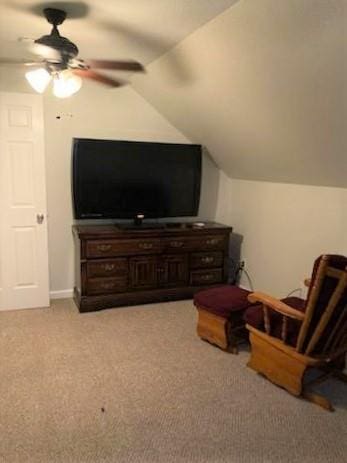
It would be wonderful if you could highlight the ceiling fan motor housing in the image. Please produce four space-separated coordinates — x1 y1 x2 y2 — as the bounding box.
35 34 79 60
35 8 79 60
44 8 66 26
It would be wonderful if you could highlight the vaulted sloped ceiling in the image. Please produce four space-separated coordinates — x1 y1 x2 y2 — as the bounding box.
132 0 347 188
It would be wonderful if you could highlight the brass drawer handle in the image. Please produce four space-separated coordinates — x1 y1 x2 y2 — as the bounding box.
138 242 153 250
201 274 213 281
206 238 219 246
97 244 112 252
103 264 115 272
201 257 214 264
170 241 183 248
100 282 115 289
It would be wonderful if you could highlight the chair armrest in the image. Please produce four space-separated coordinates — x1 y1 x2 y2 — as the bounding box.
247 292 305 321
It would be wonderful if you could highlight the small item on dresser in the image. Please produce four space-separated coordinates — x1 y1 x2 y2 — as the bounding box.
193 222 205 228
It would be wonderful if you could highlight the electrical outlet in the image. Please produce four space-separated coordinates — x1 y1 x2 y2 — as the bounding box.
239 259 247 270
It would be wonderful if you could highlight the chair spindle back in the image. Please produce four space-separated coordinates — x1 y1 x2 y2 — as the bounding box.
296 255 347 357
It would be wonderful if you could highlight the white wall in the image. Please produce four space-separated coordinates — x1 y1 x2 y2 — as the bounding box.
132 0 346 188
129 0 346 299
216 173 346 297
0 69 220 295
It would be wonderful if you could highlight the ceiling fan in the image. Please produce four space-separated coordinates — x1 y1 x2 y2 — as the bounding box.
0 7 145 97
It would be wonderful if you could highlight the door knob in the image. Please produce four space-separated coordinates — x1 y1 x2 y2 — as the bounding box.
36 214 44 224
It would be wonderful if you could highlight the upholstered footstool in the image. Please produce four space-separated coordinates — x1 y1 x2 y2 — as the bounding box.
194 285 255 353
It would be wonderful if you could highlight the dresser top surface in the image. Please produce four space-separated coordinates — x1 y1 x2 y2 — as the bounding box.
73 222 232 239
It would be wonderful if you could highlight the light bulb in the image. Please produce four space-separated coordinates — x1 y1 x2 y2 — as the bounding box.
53 70 82 98
25 68 51 93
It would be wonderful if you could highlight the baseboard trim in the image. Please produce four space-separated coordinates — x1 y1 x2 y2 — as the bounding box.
50 289 74 300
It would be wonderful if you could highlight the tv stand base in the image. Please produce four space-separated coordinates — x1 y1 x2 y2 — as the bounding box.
75 286 210 312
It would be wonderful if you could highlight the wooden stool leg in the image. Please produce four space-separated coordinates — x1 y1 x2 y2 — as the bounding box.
227 342 239 354
197 309 230 351
227 324 248 354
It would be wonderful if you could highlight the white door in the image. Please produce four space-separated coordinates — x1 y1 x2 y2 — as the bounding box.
0 92 49 310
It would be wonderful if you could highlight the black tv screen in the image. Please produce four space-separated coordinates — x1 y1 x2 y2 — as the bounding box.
72 138 202 219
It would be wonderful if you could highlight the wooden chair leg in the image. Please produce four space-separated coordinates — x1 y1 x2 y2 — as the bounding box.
247 332 307 396
302 390 334 411
300 367 346 411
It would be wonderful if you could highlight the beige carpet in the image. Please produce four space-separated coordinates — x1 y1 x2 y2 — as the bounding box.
0 299 346 463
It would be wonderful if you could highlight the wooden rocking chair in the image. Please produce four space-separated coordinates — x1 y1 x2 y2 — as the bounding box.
245 254 347 411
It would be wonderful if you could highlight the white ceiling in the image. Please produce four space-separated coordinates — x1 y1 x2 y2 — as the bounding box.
0 0 237 64
1 0 345 189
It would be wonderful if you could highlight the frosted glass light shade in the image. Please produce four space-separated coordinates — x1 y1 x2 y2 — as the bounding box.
25 68 51 93
53 70 82 98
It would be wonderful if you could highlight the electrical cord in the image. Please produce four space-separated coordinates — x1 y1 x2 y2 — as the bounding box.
285 288 302 298
241 268 254 291
228 257 239 284
229 258 254 291
233 265 242 285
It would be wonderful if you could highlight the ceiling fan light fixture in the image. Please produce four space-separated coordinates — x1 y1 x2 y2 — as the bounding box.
25 68 51 93
8 8 143 94
53 70 82 98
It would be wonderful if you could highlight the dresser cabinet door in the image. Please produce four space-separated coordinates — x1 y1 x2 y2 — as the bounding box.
129 256 158 289
158 255 189 287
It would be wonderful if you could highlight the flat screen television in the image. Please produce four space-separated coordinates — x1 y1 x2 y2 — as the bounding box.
72 138 202 220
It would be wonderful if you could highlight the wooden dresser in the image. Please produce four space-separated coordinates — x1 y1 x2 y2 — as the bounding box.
73 222 232 312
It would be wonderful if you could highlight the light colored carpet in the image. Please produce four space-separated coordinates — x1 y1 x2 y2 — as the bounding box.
0 299 346 463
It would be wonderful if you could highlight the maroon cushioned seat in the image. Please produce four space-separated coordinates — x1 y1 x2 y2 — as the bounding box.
244 296 306 346
193 285 253 319
194 285 258 352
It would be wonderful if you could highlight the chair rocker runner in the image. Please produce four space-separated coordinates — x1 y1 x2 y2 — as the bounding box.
245 254 347 411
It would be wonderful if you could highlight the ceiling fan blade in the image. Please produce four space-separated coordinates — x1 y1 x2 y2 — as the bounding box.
18 37 35 43
85 59 144 72
72 69 124 87
0 58 44 66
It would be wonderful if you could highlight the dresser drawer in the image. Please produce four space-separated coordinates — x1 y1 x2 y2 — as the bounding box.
199 235 226 250
86 277 128 295
86 238 162 258
190 252 223 269
163 234 227 252
87 258 128 278
190 269 223 286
